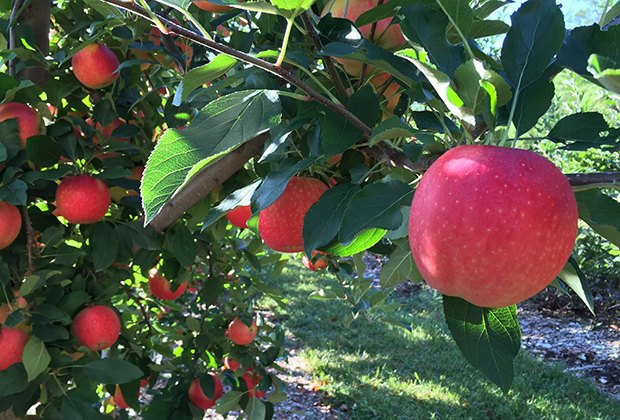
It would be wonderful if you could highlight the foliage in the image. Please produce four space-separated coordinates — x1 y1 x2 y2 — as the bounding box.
0 0 619 418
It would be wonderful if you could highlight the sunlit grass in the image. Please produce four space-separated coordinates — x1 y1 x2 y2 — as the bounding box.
261 264 619 419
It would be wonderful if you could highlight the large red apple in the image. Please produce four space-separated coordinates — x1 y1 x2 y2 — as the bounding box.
258 176 328 253
226 205 252 228
148 267 188 300
0 201 22 250
408 145 578 308
72 43 120 89
71 305 121 351
0 102 41 148
193 0 232 13
226 318 257 346
55 175 111 224
0 327 29 371
188 374 223 410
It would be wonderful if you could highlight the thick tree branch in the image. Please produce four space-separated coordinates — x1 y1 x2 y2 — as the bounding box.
300 11 348 100
101 0 372 138
16 0 51 87
566 172 620 190
149 134 268 231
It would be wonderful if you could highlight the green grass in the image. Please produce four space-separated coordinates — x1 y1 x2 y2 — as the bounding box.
262 264 620 419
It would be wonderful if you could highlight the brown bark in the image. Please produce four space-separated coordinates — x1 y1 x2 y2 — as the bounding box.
15 0 51 87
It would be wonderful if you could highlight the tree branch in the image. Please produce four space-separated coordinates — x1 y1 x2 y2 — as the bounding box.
300 11 348 99
149 134 268 231
16 0 51 87
566 172 620 190
101 0 371 138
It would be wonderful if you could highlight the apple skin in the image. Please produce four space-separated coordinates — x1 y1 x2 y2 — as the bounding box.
55 175 111 224
148 267 188 300
302 251 329 271
241 371 265 398
226 318 257 346
223 356 241 372
193 0 232 13
113 378 149 409
258 177 328 253
408 145 578 308
0 202 22 250
71 43 120 89
0 102 41 148
0 327 29 371
225 205 252 228
188 374 223 410
71 306 121 351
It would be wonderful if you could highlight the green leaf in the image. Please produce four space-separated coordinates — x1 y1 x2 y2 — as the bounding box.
436 0 474 39
215 390 243 413
462 19 510 40
90 223 119 272
0 364 28 397
322 86 379 156
322 228 387 257
397 49 475 126
588 54 620 95
558 257 594 315
443 296 521 392
399 4 465 77
548 112 619 144
510 72 555 136
60 392 107 420
369 117 417 146
181 55 237 101
22 336 50 382
168 224 197 267
251 158 313 212
245 397 267 420
82 359 143 384
340 181 413 243
203 181 260 229
142 90 281 224
25 135 61 167
379 245 422 289
0 180 28 206
575 190 620 247
557 24 620 76
303 183 360 256
500 0 564 91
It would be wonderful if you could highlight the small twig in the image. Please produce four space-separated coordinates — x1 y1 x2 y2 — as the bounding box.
21 207 35 275
8 0 25 77
300 11 348 99
125 287 153 335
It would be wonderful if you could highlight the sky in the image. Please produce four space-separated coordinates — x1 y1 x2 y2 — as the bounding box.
497 0 605 28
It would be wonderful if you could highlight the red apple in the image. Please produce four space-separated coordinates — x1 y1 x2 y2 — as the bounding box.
258 176 328 253
188 374 223 410
408 145 578 308
72 43 120 89
0 327 29 371
223 356 241 372
226 318 257 346
193 1 233 13
55 175 111 224
369 72 400 113
113 378 149 409
241 371 265 398
0 202 21 250
71 306 121 351
0 102 41 148
226 205 252 228
148 267 188 301
302 251 329 271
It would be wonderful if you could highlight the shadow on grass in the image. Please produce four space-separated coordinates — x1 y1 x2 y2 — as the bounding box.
263 265 619 419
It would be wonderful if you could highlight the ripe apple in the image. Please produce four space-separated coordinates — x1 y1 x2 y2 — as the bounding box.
322 0 405 76
302 251 329 271
258 176 328 253
226 205 252 228
148 267 188 300
188 374 223 410
226 318 257 346
0 102 41 148
241 371 265 398
71 305 121 351
369 72 400 113
408 145 578 308
55 175 111 224
193 0 232 13
223 356 241 372
113 378 149 409
0 327 29 371
0 201 22 250
72 43 120 89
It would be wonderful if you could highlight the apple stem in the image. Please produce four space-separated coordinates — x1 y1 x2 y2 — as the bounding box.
275 18 295 68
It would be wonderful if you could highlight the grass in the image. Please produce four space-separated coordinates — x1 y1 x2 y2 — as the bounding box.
261 264 620 419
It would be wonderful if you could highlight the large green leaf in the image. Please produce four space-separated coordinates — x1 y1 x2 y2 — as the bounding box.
588 54 620 95
82 359 144 384
509 70 555 136
180 55 238 101
501 0 565 91
142 90 281 225
575 190 620 247
322 228 387 257
303 183 360 256
548 112 620 144
0 364 28 397
379 244 422 289
558 257 595 315
340 181 413 244
22 336 50 382
443 296 521 392
435 0 474 39
90 223 119 272
557 24 620 76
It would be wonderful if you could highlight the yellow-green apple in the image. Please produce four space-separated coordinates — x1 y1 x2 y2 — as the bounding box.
408 145 578 308
258 176 328 252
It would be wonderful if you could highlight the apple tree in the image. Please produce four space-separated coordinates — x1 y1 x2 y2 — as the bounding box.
0 0 619 418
